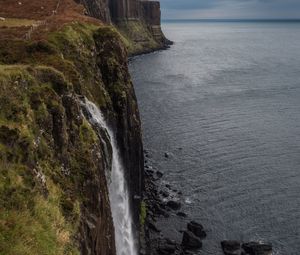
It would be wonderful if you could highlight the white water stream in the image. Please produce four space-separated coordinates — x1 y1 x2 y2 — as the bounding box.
82 99 137 255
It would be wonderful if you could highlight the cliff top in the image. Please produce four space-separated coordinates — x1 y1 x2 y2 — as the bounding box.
0 0 101 40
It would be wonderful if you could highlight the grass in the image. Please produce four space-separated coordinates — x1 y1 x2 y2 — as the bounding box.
0 65 81 254
0 20 135 255
116 20 160 55
140 201 147 226
0 18 37 27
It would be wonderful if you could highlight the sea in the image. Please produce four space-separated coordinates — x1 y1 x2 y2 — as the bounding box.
129 20 300 255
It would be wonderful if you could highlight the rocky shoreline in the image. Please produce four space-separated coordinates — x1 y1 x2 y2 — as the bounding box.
142 149 207 255
142 149 273 255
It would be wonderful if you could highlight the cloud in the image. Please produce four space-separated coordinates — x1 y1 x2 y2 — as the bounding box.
160 0 300 19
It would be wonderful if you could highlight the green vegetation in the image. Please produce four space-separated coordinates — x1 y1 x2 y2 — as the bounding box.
116 20 160 55
140 200 147 226
0 66 81 255
0 20 132 254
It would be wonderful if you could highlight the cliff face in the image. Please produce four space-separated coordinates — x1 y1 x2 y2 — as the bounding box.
76 0 171 55
0 0 169 253
0 22 143 255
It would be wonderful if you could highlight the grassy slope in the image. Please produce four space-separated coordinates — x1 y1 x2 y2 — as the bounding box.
0 22 131 255
116 20 163 56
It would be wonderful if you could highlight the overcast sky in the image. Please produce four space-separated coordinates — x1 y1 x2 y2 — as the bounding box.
160 0 300 19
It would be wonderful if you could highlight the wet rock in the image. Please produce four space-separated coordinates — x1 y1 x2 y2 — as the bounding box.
148 222 161 233
160 190 169 198
187 221 206 239
221 240 242 255
181 231 202 250
242 242 272 255
177 212 187 218
166 200 181 210
157 244 177 254
156 170 163 178
165 238 177 245
146 169 154 174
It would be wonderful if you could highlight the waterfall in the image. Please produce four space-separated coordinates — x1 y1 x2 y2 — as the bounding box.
81 99 137 255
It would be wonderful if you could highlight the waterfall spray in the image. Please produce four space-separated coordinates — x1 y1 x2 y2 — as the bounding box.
82 99 137 255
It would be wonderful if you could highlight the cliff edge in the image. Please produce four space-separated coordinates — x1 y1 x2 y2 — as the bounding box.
0 0 146 254
76 0 172 55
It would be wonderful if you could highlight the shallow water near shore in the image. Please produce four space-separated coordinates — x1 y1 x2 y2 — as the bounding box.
129 21 300 254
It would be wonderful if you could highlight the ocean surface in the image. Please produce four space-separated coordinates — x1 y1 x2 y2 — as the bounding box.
129 21 300 255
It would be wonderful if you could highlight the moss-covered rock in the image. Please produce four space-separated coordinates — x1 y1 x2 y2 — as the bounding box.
0 21 145 255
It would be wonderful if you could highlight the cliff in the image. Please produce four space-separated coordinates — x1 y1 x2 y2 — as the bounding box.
0 0 144 253
76 0 171 55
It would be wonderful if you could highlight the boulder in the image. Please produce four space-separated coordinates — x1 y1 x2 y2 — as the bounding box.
177 212 187 217
221 240 242 255
166 200 181 210
181 230 202 249
187 221 206 239
160 190 169 198
148 222 161 233
242 242 272 255
156 170 163 178
157 244 176 254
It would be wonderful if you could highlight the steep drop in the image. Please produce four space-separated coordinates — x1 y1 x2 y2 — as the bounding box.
82 99 138 255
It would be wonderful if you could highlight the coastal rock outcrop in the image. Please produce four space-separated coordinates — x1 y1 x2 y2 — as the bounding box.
76 0 172 55
221 240 272 255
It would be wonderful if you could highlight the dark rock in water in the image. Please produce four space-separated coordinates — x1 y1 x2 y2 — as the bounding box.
177 212 187 218
165 238 177 245
242 242 272 255
156 170 163 178
160 190 169 198
157 244 177 254
146 169 154 174
148 222 161 233
166 200 181 210
187 221 206 239
181 230 202 249
221 240 242 255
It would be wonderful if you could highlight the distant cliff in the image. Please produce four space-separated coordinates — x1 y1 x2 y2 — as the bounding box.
76 0 172 55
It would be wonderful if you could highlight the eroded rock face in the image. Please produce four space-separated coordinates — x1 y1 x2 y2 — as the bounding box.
75 0 111 22
77 0 171 54
0 23 143 255
141 0 161 25
110 0 140 21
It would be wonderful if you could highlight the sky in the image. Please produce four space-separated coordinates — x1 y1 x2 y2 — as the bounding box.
160 0 300 20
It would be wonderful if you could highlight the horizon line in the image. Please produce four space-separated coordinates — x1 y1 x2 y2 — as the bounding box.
162 18 300 22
